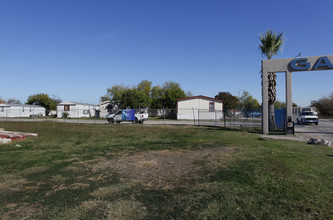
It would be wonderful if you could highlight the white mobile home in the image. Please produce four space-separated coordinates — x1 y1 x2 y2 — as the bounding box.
0 104 46 118
177 96 223 120
99 100 119 118
57 102 99 118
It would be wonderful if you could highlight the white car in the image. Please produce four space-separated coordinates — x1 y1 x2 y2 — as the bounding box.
106 110 148 124
297 111 319 125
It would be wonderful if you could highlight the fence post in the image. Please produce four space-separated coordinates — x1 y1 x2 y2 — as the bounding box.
233 109 236 126
251 114 254 127
192 108 196 125
163 107 166 125
224 112 226 128
215 110 217 126
94 108 97 124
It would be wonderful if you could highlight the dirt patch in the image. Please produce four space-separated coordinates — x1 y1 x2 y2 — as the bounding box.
76 147 233 189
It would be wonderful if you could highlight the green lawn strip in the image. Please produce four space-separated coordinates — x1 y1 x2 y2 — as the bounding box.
0 121 332 219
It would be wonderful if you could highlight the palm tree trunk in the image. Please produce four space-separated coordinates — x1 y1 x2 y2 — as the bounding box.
268 73 277 131
269 103 276 131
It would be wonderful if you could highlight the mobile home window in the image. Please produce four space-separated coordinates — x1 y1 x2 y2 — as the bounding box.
209 102 215 112
1 107 4 112
22 107 24 112
64 105 70 111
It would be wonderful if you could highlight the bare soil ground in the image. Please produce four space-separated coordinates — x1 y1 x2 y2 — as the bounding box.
72 147 234 190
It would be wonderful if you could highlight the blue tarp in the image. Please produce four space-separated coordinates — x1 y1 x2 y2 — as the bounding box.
275 108 286 130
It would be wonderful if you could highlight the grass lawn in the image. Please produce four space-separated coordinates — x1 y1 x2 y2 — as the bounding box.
0 121 332 219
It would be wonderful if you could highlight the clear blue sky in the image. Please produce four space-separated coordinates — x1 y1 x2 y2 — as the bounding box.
1 0 332 107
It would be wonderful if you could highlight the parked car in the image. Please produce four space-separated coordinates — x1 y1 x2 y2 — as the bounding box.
296 111 319 125
106 109 148 124
248 112 262 118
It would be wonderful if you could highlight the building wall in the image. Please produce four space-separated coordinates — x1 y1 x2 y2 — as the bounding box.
177 97 223 120
99 100 114 118
57 104 98 118
0 105 45 117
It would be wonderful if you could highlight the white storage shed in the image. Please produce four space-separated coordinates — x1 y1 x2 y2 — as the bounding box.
0 104 46 117
177 96 223 120
57 102 99 118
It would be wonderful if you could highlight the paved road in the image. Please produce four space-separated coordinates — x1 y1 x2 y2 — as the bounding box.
294 119 333 143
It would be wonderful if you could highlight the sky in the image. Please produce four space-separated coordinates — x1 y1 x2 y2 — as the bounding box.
0 0 333 107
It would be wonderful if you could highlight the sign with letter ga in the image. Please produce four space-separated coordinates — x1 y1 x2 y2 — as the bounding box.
290 56 333 71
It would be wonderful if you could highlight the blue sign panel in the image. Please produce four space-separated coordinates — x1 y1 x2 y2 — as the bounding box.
290 56 333 71
122 109 135 121
290 58 310 71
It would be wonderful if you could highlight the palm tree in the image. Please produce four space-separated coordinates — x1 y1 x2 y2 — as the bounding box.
259 29 285 130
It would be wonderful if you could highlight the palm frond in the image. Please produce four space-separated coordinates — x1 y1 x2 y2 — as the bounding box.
258 29 284 59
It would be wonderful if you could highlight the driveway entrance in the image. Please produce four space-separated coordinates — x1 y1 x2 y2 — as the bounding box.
295 119 333 143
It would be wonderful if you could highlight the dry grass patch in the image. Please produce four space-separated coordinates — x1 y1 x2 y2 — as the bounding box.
51 174 67 183
70 147 234 189
70 182 90 190
90 183 131 199
61 199 147 220
2 203 41 220
0 174 29 193
1 167 48 198
106 200 147 220
19 166 48 175
45 184 68 197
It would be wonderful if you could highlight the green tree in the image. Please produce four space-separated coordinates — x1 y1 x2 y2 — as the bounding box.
137 80 152 107
154 81 186 108
0 97 5 104
274 101 298 109
151 86 164 109
104 84 129 101
311 93 333 116
100 95 110 102
7 98 22 104
26 93 58 115
119 89 151 109
103 81 186 109
137 80 152 97
51 95 62 105
215 92 239 125
259 29 285 130
274 101 285 109
238 91 260 111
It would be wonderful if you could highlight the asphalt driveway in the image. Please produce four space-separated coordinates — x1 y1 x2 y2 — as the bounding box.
295 119 333 143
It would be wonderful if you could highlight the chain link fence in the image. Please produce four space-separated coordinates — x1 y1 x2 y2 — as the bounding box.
0 107 262 132
196 109 262 131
